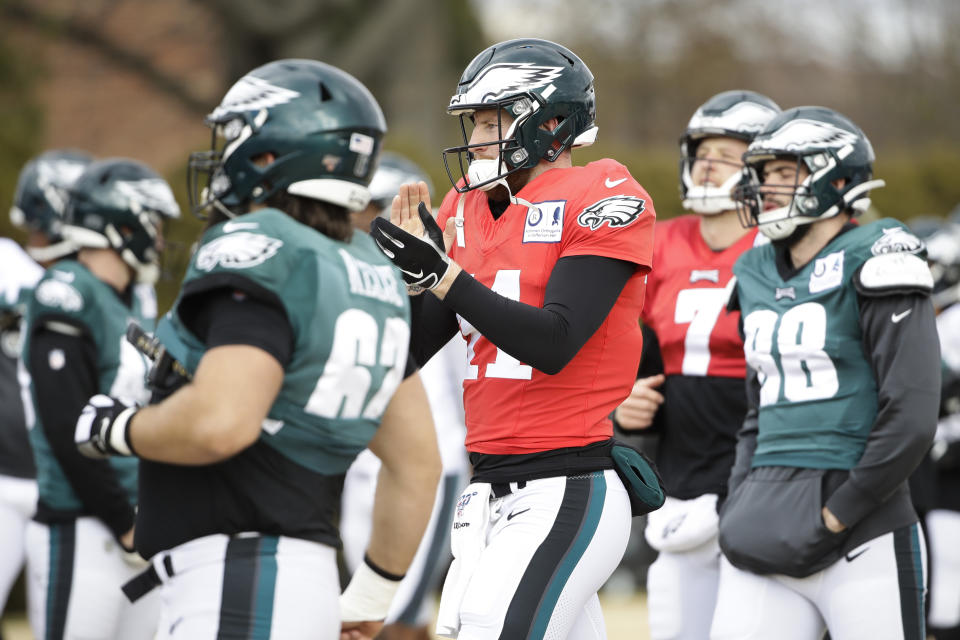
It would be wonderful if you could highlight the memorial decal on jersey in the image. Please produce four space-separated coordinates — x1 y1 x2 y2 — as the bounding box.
870 227 924 256
195 232 283 271
577 195 645 231
523 200 565 243
809 250 844 294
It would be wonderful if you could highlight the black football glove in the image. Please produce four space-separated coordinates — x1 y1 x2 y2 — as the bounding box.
75 394 138 458
370 202 450 293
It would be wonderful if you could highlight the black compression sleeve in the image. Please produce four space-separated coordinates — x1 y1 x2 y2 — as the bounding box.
179 288 294 367
442 255 636 374
29 325 135 538
410 289 459 367
824 293 940 527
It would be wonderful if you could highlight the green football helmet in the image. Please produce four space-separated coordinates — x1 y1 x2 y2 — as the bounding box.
679 90 780 215
442 38 598 193
735 106 885 240
367 151 433 216
9 149 93 262
62 158 180 284
188 59 387 217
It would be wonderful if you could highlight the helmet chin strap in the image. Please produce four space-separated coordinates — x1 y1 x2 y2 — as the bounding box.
683 170 741 215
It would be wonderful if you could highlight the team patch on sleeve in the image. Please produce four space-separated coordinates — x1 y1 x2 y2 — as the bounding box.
195 232 283 271
34 279 83 312
576 196 646 230
855 252 934 295
870 227 924 256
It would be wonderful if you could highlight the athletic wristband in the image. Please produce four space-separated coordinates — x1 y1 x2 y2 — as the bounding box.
339 558 404 622
108 407 138 457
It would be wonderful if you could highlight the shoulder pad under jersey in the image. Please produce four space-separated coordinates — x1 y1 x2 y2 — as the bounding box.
854 252 934 297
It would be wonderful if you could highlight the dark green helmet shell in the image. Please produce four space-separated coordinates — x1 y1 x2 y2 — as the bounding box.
62 158 179 283
679 90 780 214
443 38 597 192
10 149 93 261
736 106 884 240
189 59 386 216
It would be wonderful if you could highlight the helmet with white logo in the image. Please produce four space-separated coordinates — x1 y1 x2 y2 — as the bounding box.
442 38 597 192
679 91 780 214
62 158 180 284
911 216 960 310
10 149 93 262
368 152 433 216
735 106 885 240
188 59 387 217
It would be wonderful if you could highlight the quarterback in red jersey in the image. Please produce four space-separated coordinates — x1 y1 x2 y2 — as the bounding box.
436 157 652 454
371 38 659 640
613 90 780 640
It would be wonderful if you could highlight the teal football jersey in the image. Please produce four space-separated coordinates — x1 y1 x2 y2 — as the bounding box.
733 219 925 469
154 208 411 475
23 260 153 511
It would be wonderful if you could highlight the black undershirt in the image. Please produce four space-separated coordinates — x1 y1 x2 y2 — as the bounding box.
178 288 295 367
412 254 638 375
29 322 135 539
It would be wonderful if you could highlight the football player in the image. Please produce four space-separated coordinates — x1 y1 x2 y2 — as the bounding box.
370 38 661 639
712 106 939 639
21 157 178 639
74 59 441 640
612 90 780 640
0 149 91 629
340 151 468 640
918 218 960 639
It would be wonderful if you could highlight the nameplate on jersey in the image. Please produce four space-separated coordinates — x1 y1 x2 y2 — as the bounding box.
523 200 565 243
809 250 844 294
339 249 405 307
690 269 719 283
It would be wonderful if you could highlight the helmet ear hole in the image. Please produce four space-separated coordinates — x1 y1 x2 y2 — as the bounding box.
318 82 332 102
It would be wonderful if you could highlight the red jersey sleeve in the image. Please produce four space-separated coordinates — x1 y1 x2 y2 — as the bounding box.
558 159 655 270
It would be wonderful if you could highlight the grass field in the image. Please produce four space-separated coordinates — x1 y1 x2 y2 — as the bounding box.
1 593 652 639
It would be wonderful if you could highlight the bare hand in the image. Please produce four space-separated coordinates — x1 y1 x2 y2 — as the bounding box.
120 527 135 550
821 506 847 533
614 374 666 430
391 182 432 238
340 620 384 640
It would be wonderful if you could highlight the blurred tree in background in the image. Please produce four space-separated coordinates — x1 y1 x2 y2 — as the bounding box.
1 0 958 313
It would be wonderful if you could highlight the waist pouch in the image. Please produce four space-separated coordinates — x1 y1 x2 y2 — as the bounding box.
719 466 848 577
611 439 665 517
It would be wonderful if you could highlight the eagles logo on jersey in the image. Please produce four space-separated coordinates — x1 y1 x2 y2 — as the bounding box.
870 227 924 256
577 196 646 231
195 232 284 271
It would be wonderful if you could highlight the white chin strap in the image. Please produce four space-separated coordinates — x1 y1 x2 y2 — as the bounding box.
758 210 800 240
26 240 78 264
467 158 509 192
682 171 741 215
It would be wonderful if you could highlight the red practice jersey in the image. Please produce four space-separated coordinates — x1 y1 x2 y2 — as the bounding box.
436 159 655 454
641 215 762 378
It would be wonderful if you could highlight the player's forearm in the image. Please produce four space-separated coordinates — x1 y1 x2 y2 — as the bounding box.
130 346 279 464
129 385 250 464
366 461 440 575
441 255 635 374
